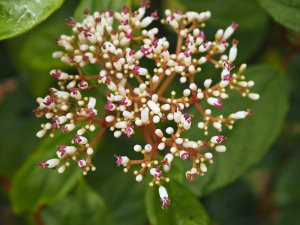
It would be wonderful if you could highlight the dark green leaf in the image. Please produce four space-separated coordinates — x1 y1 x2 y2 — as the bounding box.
204 180 257 225
0 0 65 40
97 172 147 225
16 18 69 72
145 181 211 225
274 156 300 225
6 4 74 97
275 156 300 207
41 181 114 225
185 65 289 196
258 0 300 32
10 133 81 214
0 86 39 177
74 0 131 21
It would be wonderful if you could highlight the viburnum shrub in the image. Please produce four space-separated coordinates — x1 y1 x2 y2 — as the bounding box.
34 1 259 209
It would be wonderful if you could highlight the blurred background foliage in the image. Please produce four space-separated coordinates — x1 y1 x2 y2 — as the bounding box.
0 0 299 224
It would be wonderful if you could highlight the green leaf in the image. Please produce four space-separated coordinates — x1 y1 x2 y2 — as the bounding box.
145 181 211 225
275 156 300 207
96 172 147 225
184 65 289 196
258 0 300 32
0 0 65 40
181 0 269 63
16 17 69 72
8 15 70 97
41 181 114 225
10 133 81 214
0 86 39 177
204 180 257 225
74 0 131 21
274 156 300 225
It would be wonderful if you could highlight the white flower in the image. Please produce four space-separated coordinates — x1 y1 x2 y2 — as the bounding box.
159 186 171 209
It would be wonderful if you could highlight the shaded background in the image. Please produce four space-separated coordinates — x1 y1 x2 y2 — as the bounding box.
0 0 299 224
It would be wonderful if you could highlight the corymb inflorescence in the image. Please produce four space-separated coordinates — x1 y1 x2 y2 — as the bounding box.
34 1 259 209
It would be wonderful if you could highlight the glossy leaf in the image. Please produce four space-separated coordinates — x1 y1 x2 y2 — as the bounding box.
258 0 300 32
0 0 65 40
145 181 211 225
10 133 81 214
41 181 114 225
184 65 289 196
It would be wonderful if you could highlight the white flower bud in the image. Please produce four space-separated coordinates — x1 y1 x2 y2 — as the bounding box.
78 159 87 168
147 100 161 115
46 159 60 168
141 16 153 27
183 89 191 96
115 121 127 129
189 83 197 91
144 144 152 153
213 122 222 129
166 127 174 135
174 111 182 123
190 167 197 174
36 129 46 138
204 152 213 159
206 97 215 105
65 146 76 154
200 163 207 172
141 108 149 123
223 22 238 40
215 29 224 39
64 123 75 131
105 115 115 122
88 97 96 109
134 145 142 152
164 153 174 164
204 79 212 88
123 111 133 119
161 104 170 111
58 116 67 124
215 145 226 152
87 147 94 155
198 122 205 129
248 93 260 100
155 129 164 138
158 142 165 150
108 82 117 91
58 165 66 174
197 92 204 99
229 44 237 62
150 168 161 177
135 119 143 126
231 111 248 119
114 130 122 138
220 80 229 88
136 174 143 182
159 186 169 201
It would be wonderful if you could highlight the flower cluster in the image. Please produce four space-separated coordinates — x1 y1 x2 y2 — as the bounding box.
34 1 259 209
